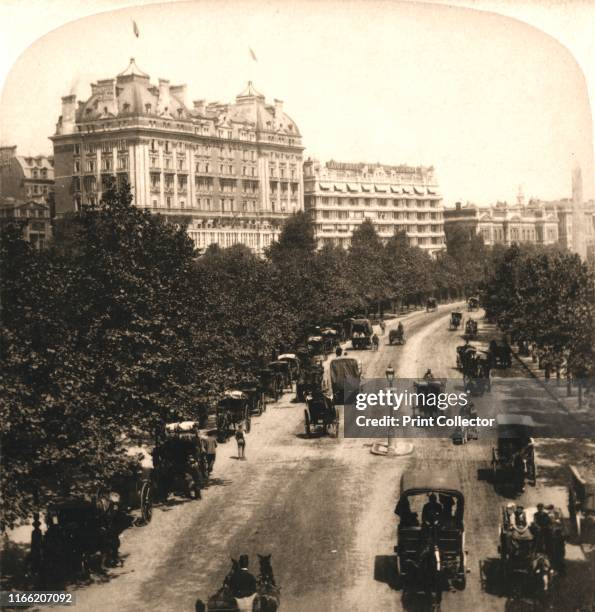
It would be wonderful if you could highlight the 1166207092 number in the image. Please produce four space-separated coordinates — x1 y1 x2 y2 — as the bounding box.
0 591 75 607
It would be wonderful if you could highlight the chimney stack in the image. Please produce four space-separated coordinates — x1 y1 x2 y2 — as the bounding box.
193 99 206 115
59 94 76 134
157 79 170 114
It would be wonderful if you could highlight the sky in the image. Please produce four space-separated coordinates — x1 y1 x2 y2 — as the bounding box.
0 0 593 206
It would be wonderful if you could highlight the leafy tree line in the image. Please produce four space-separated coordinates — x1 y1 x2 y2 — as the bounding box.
0 183 481 528
480 243 595 380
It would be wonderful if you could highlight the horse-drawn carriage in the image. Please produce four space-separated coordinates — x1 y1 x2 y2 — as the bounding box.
463 319 478 340
259 367 283 402
568 465 595 540
278 353 301 385
497 503 566 594
304 391 339 437
394 471 467 599
306 334 325 358
456 344 476 371
320 327 340 353
216 391 251 442
413 379 447 417
467 296 480 311
449 311 463 330
295 355 324 403
268 360 293 392
350 318 373 350
426 297 437 312
153 421 207 500
491 415 536 491
330 356 361 405
237 379 266 416
389 326 406 345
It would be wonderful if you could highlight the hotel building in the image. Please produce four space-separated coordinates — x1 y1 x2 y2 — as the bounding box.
51 59 304 254
303 159 444 254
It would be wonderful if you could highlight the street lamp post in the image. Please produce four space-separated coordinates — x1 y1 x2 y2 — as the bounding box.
385 364 395 449
370 363 412 456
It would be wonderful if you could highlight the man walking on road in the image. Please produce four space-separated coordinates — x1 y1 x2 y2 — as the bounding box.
204 432 217 474
235 426 246 460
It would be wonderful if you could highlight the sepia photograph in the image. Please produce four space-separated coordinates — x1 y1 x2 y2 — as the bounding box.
0 1 594 610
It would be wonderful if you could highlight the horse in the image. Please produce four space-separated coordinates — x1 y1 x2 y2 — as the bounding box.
255 554 280 612
407 538 443 611
195 558 239 612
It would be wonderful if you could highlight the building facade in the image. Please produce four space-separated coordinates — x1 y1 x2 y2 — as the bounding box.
444 200 559 246
51 59 304 254
0 146 54 204
0 199 52 249
303 159 444 253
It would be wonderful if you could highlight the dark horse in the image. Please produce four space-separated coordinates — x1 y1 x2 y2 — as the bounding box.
405 540 444 612
195 555 280 612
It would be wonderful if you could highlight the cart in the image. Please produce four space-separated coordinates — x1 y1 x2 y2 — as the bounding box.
330 356 361 405
413 379 447 417
426 298 437 312
449 311 463 330
491 415 536 491
304 391 339 437
216 392 251 441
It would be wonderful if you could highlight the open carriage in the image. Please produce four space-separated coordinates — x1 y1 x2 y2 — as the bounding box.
412 379 447 417
463 319 478 340
394 471 467 592
268 360 293 392
216 391 251 442
304 391 339 437
350 318 373 350
449 311 463 330
296 356 324 402
259 367 282 402
426 297 437 312
153 421 207 500
320 327 340 353
498 503 566 594
237 379 266 416
491 415 536 491
278 353 301 385
389 326 406 345
467 296 480 311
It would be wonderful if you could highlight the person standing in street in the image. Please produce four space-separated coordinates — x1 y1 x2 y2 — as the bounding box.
235 426 246 460
204 432 217 474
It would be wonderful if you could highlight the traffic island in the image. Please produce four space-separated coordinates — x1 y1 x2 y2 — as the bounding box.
370 441 413 456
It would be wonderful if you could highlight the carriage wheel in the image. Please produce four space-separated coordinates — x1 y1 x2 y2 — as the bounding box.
304 410 311 436
140 481 153 524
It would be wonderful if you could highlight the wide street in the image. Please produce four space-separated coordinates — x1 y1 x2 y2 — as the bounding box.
73 303 594 612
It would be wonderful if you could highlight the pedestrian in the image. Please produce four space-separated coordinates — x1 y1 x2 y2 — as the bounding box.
235 426 246 460
379 320 386 335
372 333 379 351
204 432 217 474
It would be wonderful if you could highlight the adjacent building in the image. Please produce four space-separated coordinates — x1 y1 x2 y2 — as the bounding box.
303 159 444 254
51 59 304 254
444 198 559 247
0 199 52 249
0 146 54 204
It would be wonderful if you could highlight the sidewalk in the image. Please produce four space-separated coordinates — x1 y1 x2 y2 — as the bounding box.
511 345 595 431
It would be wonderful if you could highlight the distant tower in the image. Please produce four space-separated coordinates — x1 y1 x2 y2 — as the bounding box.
572 164 583 205
516 185 525 207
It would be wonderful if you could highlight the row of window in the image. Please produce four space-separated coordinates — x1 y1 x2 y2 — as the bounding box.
148 197 260 212
74 141 127 155
75 157 128 173
318 209 440 221
30 168 50 179
311 197 438 208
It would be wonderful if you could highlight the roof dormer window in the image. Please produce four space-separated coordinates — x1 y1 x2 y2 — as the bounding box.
123 102 131 112
177 108 183 118
145 103 152 113
103 106 108 115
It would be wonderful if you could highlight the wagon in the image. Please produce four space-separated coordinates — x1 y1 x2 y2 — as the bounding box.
498 503 566 594
330 356 361 405
426 297 437 312
304 391 339 437
449 311 463 330
153 421 207 500
216 392 251 441
491 415 536 491
394 471 467 590
306 334 325 357
488 339 512 369
568 465 595 540
412 379 447 417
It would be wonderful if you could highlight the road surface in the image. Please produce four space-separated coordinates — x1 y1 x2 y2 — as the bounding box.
72 304 594 611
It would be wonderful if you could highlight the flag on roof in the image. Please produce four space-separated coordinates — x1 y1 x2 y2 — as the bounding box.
249 47 257 62
132 20 140 38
